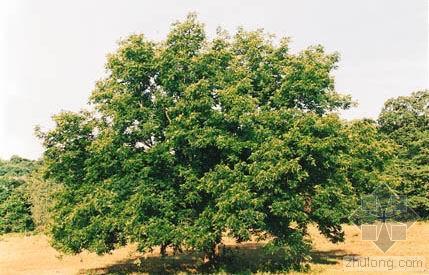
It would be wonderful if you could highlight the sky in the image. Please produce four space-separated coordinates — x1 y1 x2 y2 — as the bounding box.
0 0 428 160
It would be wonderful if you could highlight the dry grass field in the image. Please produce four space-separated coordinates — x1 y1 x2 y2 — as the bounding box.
1 222 428 274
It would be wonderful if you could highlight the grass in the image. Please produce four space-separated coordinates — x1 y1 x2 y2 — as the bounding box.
1 222 428 274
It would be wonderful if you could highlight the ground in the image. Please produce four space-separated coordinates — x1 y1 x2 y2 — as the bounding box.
1 223 428 274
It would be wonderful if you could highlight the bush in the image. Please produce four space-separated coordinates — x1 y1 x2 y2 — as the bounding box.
0 157 37 234
0 155 36 177
0 177 34 233
25 170 60 231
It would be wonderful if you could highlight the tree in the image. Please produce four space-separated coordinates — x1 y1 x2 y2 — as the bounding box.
378 90 429 217
0 157 36 234
0 155 36 177
0 178 35 234
38 14 389 270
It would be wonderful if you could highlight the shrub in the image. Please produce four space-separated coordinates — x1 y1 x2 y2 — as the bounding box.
0 157 37 234
0 177 34 233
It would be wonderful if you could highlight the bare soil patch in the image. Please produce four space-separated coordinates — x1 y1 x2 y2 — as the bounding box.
1 222 428 274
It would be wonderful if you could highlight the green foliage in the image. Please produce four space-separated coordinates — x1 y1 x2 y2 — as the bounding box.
378 90 429 217
38 14 391 270
0 181 34 233
25 169 60 231
344 119 396 194
0 155 36 177
0 157 37 234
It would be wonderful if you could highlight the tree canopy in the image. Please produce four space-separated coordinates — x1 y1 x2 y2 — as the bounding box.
378 90 429 216
37 14 393 269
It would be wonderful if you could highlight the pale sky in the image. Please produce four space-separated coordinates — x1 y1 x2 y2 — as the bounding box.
0 0 428 160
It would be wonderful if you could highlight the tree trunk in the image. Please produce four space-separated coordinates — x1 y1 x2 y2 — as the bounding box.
160 244 167 257
204 243 218 262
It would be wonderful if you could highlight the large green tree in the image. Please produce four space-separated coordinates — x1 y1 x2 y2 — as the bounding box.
38 14 391 270
378 90 429 217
